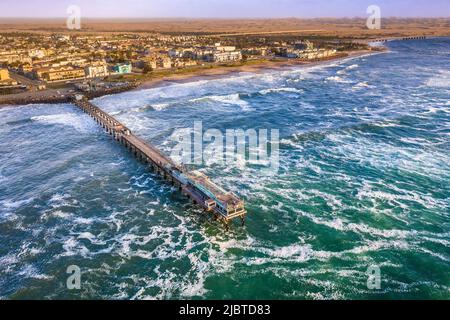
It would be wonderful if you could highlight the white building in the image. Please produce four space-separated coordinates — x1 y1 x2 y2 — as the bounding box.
28 49 46 59
215 43 237 52
211 51 242 63
168 49 183 58
84 61 109 78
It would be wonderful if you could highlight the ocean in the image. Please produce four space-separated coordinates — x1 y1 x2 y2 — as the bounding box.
0 38 449 299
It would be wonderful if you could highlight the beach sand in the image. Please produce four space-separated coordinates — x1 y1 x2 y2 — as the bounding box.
135 50 374 91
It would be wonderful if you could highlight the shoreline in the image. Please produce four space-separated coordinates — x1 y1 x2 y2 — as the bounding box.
134 50 376 91
0 49 377 108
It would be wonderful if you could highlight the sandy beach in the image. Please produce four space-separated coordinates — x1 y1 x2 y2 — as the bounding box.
135 50 374 91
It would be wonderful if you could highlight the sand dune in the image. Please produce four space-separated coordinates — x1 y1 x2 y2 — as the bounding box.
0 18 449 38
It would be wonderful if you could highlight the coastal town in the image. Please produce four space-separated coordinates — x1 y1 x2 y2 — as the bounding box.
0 32 369 103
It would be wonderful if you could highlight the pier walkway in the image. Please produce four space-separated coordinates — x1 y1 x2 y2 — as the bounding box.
354 36 428 45
71 95 246 228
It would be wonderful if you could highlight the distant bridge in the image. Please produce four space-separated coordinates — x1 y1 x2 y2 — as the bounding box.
71 95 246 229
354 36 427 45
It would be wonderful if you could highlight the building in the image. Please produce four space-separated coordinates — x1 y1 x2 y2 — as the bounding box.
157 57 172 69
208 51 242 63
60 57 88 67
85 61 109 78
293 40 314 51
173 59 197 68
0 54 32 65
19 64 34 77
28 49 46 59
34 66 86 82
145 59 158 70
296 49 337 60
132 58 157 71
242 47 271 57
0 68 10 81
112 63 132 74
0 68 18 87
168 49 184 58
214 43 237 52
169 48 196 60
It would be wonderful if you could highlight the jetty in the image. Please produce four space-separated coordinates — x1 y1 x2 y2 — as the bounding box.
354 36 428 45
71 95 246 228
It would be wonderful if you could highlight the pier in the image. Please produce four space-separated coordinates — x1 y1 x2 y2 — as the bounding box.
354 36 428 45
71 95 246 228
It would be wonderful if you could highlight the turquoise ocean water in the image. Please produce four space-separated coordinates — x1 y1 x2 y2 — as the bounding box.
0 38 449 299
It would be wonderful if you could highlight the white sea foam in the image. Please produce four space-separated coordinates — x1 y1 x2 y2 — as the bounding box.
60 237 91 257
73 217 94 224
325 76 352 84
425 70 450 87
259 87 303 95
352 82 371 90
31 113 95 133
0 253 19 270
128 103 170 113
18 265 53 280
400 137 429 145
422 105 450 115
337 64 359 75
323 133 450 180
152 103 170 111
100 212 218 299
191 93 252 111
268 244 313 261
43 210 71 219
346 64 359 70
78 232 97 242
356 181 446 210
280 138 303 148
0 198 34 210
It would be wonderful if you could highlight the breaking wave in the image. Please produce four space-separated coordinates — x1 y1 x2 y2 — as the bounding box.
190 93 252 111
31 113 95 133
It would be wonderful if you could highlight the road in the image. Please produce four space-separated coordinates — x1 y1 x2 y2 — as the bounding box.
8 70 41 90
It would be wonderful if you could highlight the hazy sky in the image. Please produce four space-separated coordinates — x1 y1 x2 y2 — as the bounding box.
0 0 449 18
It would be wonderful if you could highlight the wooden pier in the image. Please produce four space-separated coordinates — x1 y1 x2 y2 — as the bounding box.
71 95 246 228
354 36 428 45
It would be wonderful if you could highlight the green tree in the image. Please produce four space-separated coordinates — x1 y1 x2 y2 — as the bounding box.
143 64 153 74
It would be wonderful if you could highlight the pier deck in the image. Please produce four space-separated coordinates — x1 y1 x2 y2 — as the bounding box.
71 95 246 228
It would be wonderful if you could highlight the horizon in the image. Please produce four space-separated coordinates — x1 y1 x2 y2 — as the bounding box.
0 0 449 19
1 16 450 20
